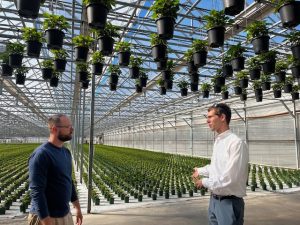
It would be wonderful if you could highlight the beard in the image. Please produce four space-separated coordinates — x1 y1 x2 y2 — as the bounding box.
58 132 72 142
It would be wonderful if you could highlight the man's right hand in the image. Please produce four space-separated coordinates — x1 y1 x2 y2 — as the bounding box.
192 167 199 182
40 216 53 225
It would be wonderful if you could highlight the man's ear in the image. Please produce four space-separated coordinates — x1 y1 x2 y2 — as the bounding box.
220 113 226 122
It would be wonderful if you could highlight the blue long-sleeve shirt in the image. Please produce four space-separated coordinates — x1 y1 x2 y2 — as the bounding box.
28 142 78 219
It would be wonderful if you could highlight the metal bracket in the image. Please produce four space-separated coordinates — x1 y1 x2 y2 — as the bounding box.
280 100 295 119
183 118 192 128
233 108 245 123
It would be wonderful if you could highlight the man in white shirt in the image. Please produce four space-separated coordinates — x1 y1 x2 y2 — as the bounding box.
192 103 249 225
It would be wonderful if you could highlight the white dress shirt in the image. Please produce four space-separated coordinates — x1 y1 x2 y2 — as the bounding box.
197 129 249 197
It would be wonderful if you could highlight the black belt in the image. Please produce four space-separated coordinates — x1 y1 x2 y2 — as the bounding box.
211 194 241 201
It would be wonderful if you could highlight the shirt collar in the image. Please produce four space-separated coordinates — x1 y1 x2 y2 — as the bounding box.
216 129 232 139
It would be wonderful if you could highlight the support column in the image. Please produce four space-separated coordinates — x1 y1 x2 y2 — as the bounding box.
76 90 81 171
162 118 165 153
293 101 300 169
191 112 194 156
175 115 177 154
244 101 249 146
152 121 155 151
80 89 86 184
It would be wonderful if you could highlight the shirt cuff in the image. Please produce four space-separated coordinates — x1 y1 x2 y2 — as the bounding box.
197 168 201 175
202 178 209 188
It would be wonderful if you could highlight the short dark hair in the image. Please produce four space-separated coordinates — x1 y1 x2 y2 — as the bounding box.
48 114 66 127
208 103 231 124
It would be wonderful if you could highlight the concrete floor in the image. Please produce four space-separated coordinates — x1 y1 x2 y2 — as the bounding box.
1 190 300 225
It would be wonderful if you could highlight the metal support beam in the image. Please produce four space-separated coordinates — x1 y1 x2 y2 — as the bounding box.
280 100 295 119
233 108 245 123
80 89 85 184
293 101 300 169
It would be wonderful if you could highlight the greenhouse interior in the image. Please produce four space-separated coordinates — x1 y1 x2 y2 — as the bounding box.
0 0 300 224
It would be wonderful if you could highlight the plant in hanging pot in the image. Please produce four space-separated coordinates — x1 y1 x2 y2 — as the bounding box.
270 0 300 28
223 0 245 16
259 50 277 74
21 27 44 58
236 71 249 88
291 84 300 100
50 71 60 87
6 42 25 68
240 88 247 101
211 70 225 93
115 41 131 66
76 62 90 82
272 82 283 98
274 60 288 83
283 75 294 93
83 0 116 29
95 23 120 56
184 49 197 73
189 72 199 92
286 31 300 60
203 10 233 48
247 56 261 80
150 33 168 62
200 82 211 98
0 52 13 76
191 39 208 67
51 49 68 72
261 73 271 91
16 0 45 19
72 34 94 61
221 85 229 100
41 59 54 80
222 56 233 78
149 0 180 40
15 65 29 85
108 64 121 91
139 70 148 87
287 55 300 78
252 80 263 102
129 56 142 79
135 79 143 93
177 80 189 97
245 21 269 54
90 51 104 75
157 77 166 95
226 42 246 71
233 78 242 95
42 13 69 50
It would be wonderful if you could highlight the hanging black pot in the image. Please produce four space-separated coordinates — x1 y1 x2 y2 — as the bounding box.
291 65 300 78
157 59 167 70
251 36 270 54
255 88 263 102
139 77 147 87
16 0 41 19
86 3 109 29
180 88 188 97
223 0 245 16
189 73 199 84
164 79 173 90
129 67 139 79
273 90 282 98
193 51 207 67
156 17 175 40
278 1 300 28
292 92 300 100
222 64 233 78
98 36 114 56
110 73 119 84
16 73 26 85
42 68 53 80
81 80 90 89
75 46 89 62
234 86 242 95
1 64 13 76
152 44 167 62
159 86 167 95
79 71 88 82
207 26 225 48
214 85 221 93
45 29 65 50
26 41 42 58
291 44 300 60
187 61 197 73
109 83 117 91
283 83 293 93
222 91 229 100
275 72 286 83
231 57 245 71
118 51 131 66
162 70 172 81
50 76 59 87
262 82 271 91
240 78 248 88
256 94 263 102
135 84 143 93
203 90 210 98
9 54 23 68
240 93 247 101
54 59 67 72
261 60 276 74
215 76 225 87
190 83 198 92
249 68 261 80
92 63 103 75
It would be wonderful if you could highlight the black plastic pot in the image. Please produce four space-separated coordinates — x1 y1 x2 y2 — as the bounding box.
222 64 233 77
81 80 90 89
222 91 229 100
180 88 188 97
86 3 109 29
261 60 276 74
42 68 53 80
50 76 59 87
109 83 117 91
240 78 248 88
75 46 89 62
189 73 199 84
249 68 261 80
231 57 245 71
215 76 225 87
45 29 65 50
129 67 139 79
156 17 175 40
9 54 23 68
187 61 197 73
162 70 172 81
54 59 67 72
283 84 293 93
278 1 300 28
203 90 210 98
291 65 300 78
214 85 221 93
1 64 13 76
223 0 245 16
152 44 167 62
79 71 88 82
193 51 207 67
274 90 282 98
26 41 42 58
251 36 270 54
240 93 247 101
139 77 147 87
292 92 300 100
135 84 143 93
159 86 166 95
190 83 198 92
291 44 300 60
262 82 271 91
207 26 225 48
98 36 114 56
16 0 41 19
118 51 131 66
110 73 119 84
255 88 263 102
234 86 242 95
157 59 167 70
164 79 173 90
275 72 286 83
92 63 103 75
16 73 26 85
